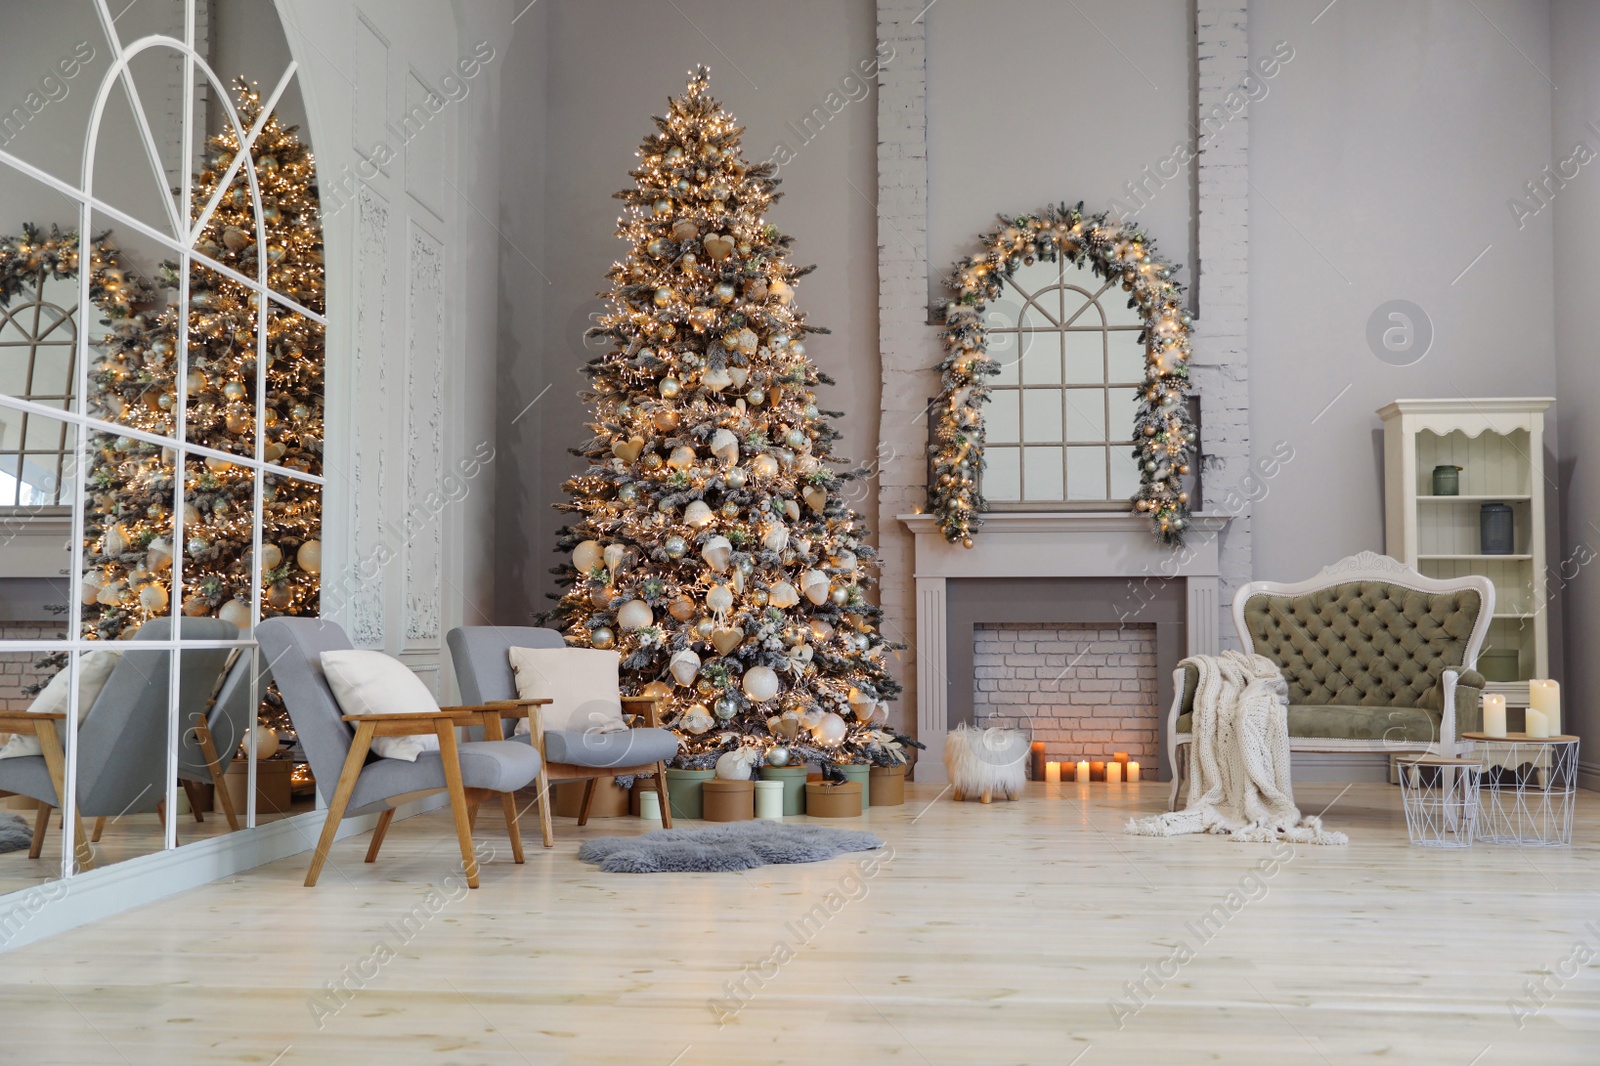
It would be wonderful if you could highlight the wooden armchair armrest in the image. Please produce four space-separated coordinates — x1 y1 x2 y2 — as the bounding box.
340 711 468 723
0 712 66 734
440 699 549 719
621 694 664 727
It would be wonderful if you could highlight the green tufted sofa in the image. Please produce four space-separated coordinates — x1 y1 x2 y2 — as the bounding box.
1167 552 1494 809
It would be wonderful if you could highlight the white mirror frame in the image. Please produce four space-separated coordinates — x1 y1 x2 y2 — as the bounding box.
0 0 325 875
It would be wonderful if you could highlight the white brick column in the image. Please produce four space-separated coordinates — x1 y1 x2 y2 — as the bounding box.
874 0 934 734
1192 0 1253 646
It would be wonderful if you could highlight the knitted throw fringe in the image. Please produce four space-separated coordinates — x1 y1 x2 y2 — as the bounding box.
1126 651 1348 846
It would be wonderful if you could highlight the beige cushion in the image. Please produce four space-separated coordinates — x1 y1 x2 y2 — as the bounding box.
0 650 123 760
508 646 629 735
320 650 442 762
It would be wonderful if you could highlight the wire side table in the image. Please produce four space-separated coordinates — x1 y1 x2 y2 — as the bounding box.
1397 755 1482 848
1461 732 1579 847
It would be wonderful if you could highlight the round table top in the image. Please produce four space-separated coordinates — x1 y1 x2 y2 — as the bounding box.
1462 732 1579 744
1397 755 1483 767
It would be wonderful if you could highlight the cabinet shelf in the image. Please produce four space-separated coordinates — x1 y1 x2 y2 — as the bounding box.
1417 554 1532 561
1381 398 1554 693
1417 494 1531 502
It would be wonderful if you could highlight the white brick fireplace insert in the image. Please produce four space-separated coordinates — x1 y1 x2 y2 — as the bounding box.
898 513 1229 782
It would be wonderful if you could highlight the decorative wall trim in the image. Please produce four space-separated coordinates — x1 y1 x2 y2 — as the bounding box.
1191 0 1252 647
349 182 391 647
873 0 933 738
403 220 445 645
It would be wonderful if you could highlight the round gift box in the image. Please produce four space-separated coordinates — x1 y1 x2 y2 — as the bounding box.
869 764 906 806
701 779 755 822
664 767 715 820
758 765 809 815
804 780 863 818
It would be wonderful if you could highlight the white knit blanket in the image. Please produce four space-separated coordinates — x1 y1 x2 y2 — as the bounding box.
1127 651 1347 845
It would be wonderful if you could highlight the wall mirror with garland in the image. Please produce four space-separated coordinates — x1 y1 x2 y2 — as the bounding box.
928 203 1199 547
0 0 324 899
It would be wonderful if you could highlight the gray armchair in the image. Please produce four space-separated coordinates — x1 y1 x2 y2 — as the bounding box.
447 625 678 839
172 649 259 832
0 617 237 868
257 617 544 887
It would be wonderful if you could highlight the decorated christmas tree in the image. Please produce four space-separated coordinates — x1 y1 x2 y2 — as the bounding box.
551 69 907 770
80 80 324 734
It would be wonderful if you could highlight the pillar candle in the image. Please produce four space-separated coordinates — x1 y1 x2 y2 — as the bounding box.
1529 680 1561 736
1076 760 1090 783
639 789 661 821
1031 742 1046 781
1090 760 1106 782
1525 707 1550 739
1482 694 1507 738
1127 762 1141 783
1106 761 1123 784
1045 761 1061 784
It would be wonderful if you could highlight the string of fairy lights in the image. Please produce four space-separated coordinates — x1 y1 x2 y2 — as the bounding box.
81 79 324 646
929 202 1198 547
551 68 912 769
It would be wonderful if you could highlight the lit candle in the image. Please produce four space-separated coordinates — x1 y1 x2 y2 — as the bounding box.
1127 761 1141 783
1090 760 1106 783
1482 694 1507 738
1076 759 1090 783
1106 761 1123 784
1525 707 1550 739
1045 761 1061 784
1529 680 1561 736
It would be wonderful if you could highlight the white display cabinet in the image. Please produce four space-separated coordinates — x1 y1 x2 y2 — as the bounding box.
1378 398 1555 707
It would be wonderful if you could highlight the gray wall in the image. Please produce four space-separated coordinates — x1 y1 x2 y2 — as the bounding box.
1247 0 1559 581
925 0 1195 306
494 0 880 623
1551 0 1600 774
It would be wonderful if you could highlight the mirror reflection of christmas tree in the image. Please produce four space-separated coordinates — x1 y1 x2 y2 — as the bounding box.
81 79 324 739
552 69 911 770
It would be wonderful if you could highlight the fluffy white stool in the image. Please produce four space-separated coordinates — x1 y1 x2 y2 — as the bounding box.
943 723 1029 803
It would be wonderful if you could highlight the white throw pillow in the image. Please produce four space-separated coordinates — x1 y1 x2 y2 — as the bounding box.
320 650 443 762
0 650 123 760
508 646 630 736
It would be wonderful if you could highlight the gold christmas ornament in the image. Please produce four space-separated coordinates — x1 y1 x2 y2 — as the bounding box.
297 540 322 573
742 665 780 703
709 427 740 466
683 500 715 528
768 581 800 608
611 437 645 462
617 599 654 630
702 233 733 260
218 599 252 631
711 625 742 655
669 649 701 686
701 535 733 572
701 366 732 393
668 596 697 621
573 540 604 572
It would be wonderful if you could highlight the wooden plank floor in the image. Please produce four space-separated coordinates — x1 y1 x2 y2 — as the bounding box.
1 781 1597 1064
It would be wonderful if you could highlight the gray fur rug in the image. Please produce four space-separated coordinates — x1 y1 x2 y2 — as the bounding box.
577 821 883 874
0 814 33 854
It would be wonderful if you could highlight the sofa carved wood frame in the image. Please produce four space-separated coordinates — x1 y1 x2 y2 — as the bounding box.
1167 552 1495 810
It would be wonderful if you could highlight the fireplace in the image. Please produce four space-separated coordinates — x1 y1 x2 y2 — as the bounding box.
973 622 1161 771
899 512 1229 783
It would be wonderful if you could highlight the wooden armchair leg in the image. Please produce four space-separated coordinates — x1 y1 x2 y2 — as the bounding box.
434 720 480 889
198 722 240 832
467 803 481 832
577 779 597 826
306 720 376 888
28 805 50 859
654 763 672 828
535 770 554 849
91 816 106 843
181 780 207 823
501 792 525 864
365 808 395 863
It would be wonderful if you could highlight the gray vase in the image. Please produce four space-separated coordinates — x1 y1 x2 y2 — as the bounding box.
1480 503 1514 555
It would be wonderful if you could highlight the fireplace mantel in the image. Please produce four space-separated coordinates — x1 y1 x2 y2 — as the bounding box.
898 512 1231 781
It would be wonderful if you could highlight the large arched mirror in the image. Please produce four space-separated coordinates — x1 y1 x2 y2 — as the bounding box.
981 256 1144 506
0 0 324 900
